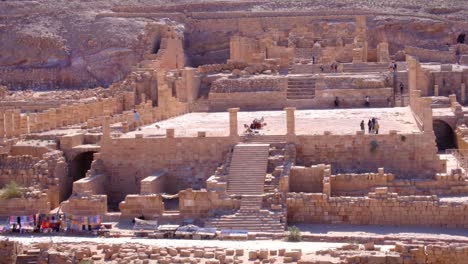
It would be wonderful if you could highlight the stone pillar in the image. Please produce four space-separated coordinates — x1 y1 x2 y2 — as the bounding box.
102 116 111 140
434 85 439 96
461 83 466 104
12 110 21 136
49 108 57 129
4 110 13 138
228 108 239 137
285 107 296 136
407 56 418 94
0 111 4 138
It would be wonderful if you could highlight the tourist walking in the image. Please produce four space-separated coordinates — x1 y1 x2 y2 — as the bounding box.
133 110 141 131
374 121 380 134
360 120 365 132
367 119 372 133
364 96 370 107
400 82 404 94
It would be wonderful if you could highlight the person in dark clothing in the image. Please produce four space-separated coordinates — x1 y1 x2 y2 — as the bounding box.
360 120 365 132
334 96 340 107
312 56 315 64
400 82 404 94
364 96 370 107
368 119 372 133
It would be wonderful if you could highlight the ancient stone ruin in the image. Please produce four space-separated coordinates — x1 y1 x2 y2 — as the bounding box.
1 0 468 263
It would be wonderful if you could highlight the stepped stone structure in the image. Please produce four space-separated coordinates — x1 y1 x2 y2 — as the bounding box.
1 0 468 262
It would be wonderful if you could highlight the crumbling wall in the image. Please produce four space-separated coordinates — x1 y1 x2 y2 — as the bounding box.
295 132 444 178
178 189 240 219
0 194 50 216
289 165 326 193
287 190 468 227
405 46 457 63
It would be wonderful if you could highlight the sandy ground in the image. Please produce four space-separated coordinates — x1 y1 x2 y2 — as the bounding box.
124 107 420 138
2 224 467 252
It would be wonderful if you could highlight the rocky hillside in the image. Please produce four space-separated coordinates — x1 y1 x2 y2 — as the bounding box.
0 0 466 90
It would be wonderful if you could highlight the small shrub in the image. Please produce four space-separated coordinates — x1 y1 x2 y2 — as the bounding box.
287 226 302 242
0 181 23 200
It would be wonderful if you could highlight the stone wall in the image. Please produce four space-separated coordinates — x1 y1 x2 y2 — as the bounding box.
179 189 240 219
211 77 284 93
61 195 108 216
289 165 326 193
295 132 444 178
119 194 164 219
330 169 393 196
0 239 22 264
287 190 468 227
0 194 50 216
100 136 235 204
0 154 40 187
405 46 457 63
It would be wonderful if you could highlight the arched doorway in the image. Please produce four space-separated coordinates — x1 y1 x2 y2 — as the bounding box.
70 151 95 181
63 151 96 200
433 120 456 152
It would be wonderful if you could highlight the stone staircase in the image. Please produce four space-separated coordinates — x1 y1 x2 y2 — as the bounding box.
287 77 316 100
226 144 270 195
241 135 287 144
16 248 40 264
205 195 284 233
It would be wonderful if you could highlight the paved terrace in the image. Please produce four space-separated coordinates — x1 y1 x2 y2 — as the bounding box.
123 107 420 138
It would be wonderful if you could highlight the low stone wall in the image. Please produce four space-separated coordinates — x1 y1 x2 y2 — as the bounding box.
119 194 164 219
61 195 108 216
72 173 107 196
179 189 240 219
211 77 284 93
140 171 167 194
0 194 50 216
287 191 468 228
209 91 287 111
330 169 393 196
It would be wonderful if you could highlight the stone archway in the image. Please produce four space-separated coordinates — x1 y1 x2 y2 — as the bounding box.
433 120 456 151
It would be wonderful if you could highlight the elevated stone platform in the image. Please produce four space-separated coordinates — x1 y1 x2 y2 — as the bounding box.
122 107 420 138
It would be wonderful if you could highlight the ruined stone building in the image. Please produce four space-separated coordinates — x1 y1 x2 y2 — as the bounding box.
1 1 468 236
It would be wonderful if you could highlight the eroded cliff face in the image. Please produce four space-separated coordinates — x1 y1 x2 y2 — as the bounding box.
0 0 466 90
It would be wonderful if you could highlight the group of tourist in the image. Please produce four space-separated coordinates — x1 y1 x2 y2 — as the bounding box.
319 63 339 73
389 62 398 72
360 117 380 134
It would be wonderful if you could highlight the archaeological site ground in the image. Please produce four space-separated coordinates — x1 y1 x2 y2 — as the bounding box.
1 0 468 263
